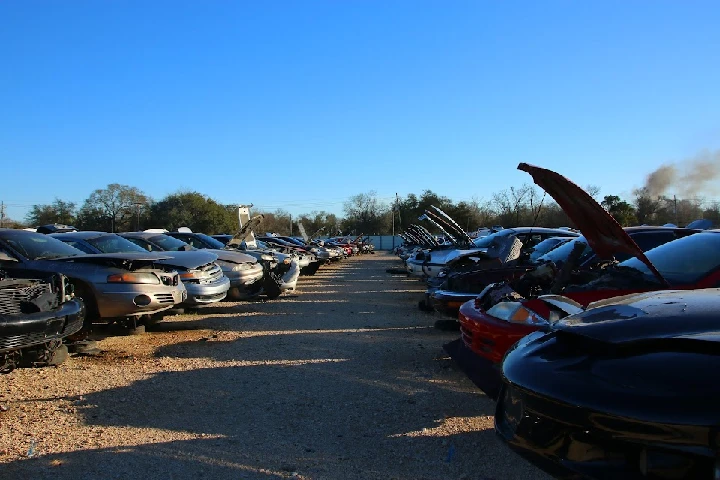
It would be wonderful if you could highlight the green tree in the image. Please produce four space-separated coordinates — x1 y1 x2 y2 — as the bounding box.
601 195 637 226
147 191 237 234
25 198 77 226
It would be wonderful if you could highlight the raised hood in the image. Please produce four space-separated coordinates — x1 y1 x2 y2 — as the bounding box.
227 214 264 248
554 288 720 344
518 162 668 287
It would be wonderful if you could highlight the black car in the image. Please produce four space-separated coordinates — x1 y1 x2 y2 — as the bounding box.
496 288 720 479
0 267 85 372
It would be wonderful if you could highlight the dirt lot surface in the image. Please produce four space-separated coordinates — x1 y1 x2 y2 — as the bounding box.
0 252 548 480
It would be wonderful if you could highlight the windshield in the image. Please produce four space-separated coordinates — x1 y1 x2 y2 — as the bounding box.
619 232 720 285
472 229 515 248
88 235 148 253
528 238 570 262
0 231 84 259
537 237 592 265
193 233 226 249
149 235 195 251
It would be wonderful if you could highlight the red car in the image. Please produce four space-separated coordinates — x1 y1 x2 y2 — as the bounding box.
459 163 720 364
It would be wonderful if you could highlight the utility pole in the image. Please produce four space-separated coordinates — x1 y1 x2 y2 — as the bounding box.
289 214 293 236
0 201 4 228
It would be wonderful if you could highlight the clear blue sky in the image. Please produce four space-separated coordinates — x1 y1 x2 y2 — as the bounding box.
2 1 720 221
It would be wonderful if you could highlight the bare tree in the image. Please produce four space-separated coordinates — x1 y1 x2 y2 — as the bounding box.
80 184 148 232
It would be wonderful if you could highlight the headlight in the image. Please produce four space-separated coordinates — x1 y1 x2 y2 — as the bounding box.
485 301 548 326
231 263 251 271
107 273 160 284
283 258 291 264
261 254 275 262
179 271 202 280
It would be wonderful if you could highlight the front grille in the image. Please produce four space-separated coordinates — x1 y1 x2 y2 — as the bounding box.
0 307 83 353
155 293 176 304
0 280 54 316
198 264 224 285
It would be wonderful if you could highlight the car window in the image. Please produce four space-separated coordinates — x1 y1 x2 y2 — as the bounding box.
87 235 148 253
192 233 225 249
0 231 83 259
61 240 96 254
125 238 153 251
621 232 720 284
149 235 194 251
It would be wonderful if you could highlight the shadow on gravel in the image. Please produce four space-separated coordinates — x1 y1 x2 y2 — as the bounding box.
4 362 519 480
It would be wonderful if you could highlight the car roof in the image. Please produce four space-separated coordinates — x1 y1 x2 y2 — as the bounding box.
502 227 581 236
49 231 115 240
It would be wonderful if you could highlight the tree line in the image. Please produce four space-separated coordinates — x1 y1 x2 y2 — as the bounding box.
13 182 720 236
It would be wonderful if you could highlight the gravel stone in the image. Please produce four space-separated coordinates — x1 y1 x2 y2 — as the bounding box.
0 253 549 480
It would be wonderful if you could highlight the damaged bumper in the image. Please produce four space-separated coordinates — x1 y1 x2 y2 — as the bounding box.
0 298 85 354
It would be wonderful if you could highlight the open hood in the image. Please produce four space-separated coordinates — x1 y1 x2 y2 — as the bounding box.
227 214 264 249
554 288 720 345
518 163 668 287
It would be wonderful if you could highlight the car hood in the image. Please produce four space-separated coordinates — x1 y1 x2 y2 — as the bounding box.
206 249 256 264
553 288 720 345
518 162 668 286
127 250 218 269
226 215 264 248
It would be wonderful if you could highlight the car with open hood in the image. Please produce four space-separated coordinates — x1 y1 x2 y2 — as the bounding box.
496 288 720 479
118 231 266 300
50 231 232 305
0 267 85 372
257 235 321 275
430 226 693 318
458 163 716 364
407 225 578 280
0 229 186 332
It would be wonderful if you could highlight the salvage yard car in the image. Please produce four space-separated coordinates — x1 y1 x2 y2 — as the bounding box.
0 229 186 333
50 231 232 305
0 267 85 372
496 288 720 479
459 163 717 364
118 231 263 300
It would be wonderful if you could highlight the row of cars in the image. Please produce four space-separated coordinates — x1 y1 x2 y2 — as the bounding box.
0 216 370 373
396 164 720 479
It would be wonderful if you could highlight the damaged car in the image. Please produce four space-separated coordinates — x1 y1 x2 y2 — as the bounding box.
458 163 713 364
118 231 264 300
0 267 85 373
496 288 720 479
51 231 232 305
0 229 186 333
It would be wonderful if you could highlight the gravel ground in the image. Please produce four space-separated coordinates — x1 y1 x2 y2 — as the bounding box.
0 252 548 480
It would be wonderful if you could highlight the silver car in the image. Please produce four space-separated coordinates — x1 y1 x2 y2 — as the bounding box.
0 229 186 330
117 232 261 300
52 231 231 306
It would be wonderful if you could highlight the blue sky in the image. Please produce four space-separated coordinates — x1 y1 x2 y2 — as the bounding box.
2 1 720 221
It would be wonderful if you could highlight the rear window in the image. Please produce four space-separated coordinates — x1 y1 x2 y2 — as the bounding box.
621 232 720 284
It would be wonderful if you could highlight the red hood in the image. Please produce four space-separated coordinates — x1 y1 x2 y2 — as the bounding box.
517 163 669 287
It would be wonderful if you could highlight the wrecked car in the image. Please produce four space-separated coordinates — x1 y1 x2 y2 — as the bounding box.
257 235 322 276
458 163 714 364
0 268 85 373
52 232 233 305
431 226 693 318
496 288 720 479
0 229 186 333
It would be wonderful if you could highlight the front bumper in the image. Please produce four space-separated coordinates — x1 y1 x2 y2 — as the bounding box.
457 301 538 364
496 382 718 479
183 275 231 304
0 298 85 353
431 290 478 318
95 283 187 318
224 264 265 288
